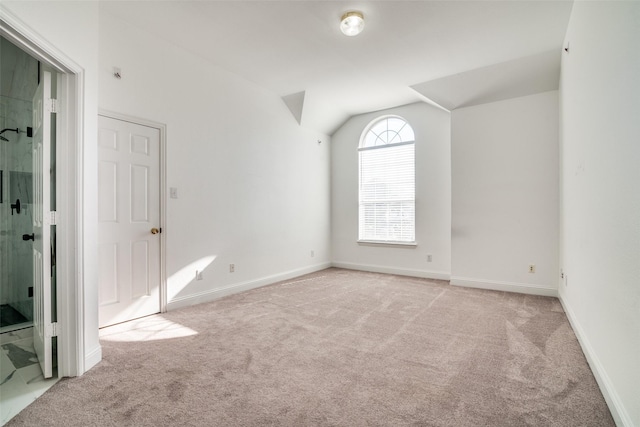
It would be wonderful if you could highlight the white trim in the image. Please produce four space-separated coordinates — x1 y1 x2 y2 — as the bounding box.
84 346 102 372
55 70 80 377
331 261 450 281
167 262 331 311
558 295 632 427
0 9 76 73
0 7 85 377
358 140 415 152
72 73 86 375
450 276 557 297
98 110 168 315
98 110 165 132
357 240 417 247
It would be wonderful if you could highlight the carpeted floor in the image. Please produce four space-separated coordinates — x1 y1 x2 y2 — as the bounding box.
7 268 614 426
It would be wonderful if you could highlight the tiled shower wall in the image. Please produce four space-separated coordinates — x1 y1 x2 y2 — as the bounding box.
0 37 38 320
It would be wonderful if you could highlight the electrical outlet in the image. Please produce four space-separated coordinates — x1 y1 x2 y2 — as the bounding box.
229 264 235 273
560 269 564 279
529 264 536 274
310 250 315 258
196 270 203 280
170 187 178 199
427 254 432 262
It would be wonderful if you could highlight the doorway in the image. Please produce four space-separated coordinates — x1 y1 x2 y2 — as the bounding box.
1 12 84 381
0 34 63 424
1 35 60 380
97 113 166 328
0 36 39 334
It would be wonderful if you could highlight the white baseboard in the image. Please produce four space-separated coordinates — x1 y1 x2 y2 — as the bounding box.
84 345 102 374
450 276 558 297
331 261 450 281
559 295 632 427
167 262 332 311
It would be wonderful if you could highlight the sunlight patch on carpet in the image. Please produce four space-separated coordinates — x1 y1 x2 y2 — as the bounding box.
100 316 198 342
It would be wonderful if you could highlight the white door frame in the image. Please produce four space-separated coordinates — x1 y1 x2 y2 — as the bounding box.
98 110 168 316
1 10 84 376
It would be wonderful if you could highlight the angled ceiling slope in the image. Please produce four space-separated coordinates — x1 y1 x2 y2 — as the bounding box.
282 91 306 125
411 50 562 111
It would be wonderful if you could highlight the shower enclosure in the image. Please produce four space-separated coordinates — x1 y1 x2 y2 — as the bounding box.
0 36 39 333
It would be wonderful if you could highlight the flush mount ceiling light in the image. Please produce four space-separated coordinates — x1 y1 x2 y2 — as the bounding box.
340 11 365 36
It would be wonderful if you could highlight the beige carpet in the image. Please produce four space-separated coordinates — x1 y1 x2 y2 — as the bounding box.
7 268 613 426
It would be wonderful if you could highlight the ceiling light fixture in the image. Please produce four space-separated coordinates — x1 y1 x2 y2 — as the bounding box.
340 11 365 37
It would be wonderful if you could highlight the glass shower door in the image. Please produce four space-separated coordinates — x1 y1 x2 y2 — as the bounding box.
0 116 35 332
0 36 38 333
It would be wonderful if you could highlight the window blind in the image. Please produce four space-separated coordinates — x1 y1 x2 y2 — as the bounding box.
359 142 415 242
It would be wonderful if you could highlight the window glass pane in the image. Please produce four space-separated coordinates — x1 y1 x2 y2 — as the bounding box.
369 120 388 137
387 117 406 133
364 131 378 147
360 117 415 148
398 124 415 142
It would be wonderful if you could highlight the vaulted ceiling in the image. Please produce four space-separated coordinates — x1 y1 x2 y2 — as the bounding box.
100 1 574 135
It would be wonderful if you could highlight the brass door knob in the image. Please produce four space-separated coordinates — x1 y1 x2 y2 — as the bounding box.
151 228 160 235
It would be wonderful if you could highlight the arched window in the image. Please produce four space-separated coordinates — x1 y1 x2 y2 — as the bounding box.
359 116 415 243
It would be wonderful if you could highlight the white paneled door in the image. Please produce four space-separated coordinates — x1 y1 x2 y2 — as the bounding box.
32 71 53 378
98 116 161 328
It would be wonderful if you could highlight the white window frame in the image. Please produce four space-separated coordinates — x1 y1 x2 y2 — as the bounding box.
358 115 416 245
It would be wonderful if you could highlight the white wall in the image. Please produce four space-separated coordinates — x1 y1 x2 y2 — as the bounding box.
98 10 331 309
2 1 101 372
331 102 451 279
559 2 640 425
451 91 559 295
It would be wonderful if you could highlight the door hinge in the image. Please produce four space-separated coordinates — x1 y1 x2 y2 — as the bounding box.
47 98 58 114
47 322 59 338
49 211 57 225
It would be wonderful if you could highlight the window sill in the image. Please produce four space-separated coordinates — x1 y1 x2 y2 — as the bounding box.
357 240 417 248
